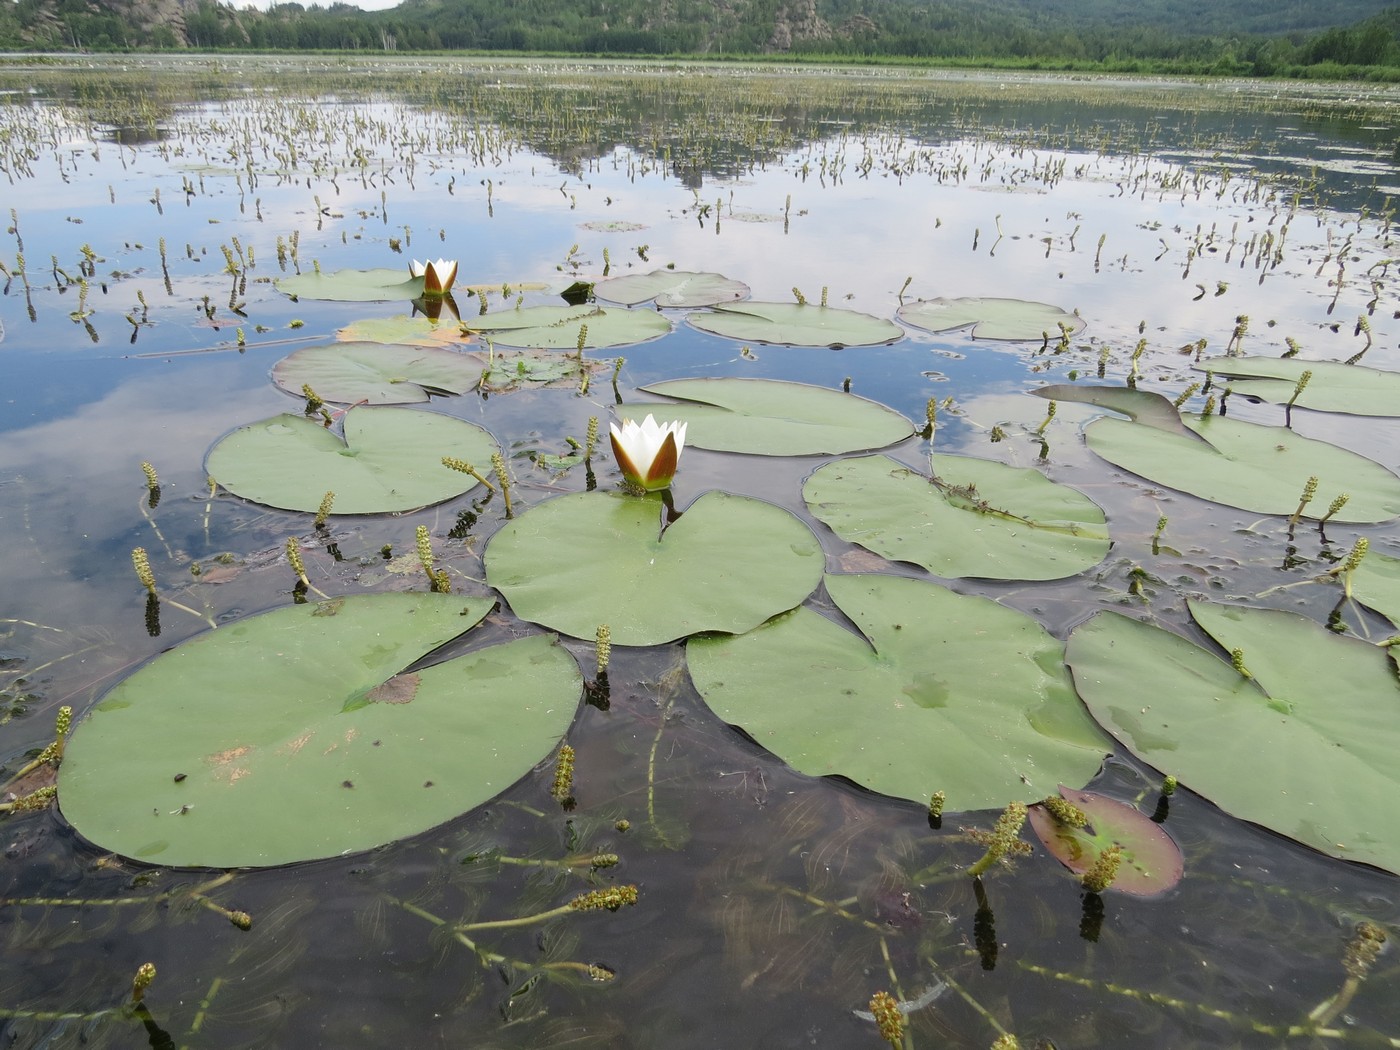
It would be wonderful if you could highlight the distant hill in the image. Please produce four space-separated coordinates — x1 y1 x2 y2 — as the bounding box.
2 0 1398 65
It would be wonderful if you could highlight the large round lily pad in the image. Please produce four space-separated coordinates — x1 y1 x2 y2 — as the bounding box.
1066 603 1400 874
276 268 423 302
686 302 903 348
898 297 1085 341
595 269 749 308
804 454 1110 580
687 573 1110 811
485 490 823 646
271 342 484 405
636 378 916 455
206 408 497 514
463 304 670 349
1083 413 1400 523
1195 357 1400 416
58 594 582 867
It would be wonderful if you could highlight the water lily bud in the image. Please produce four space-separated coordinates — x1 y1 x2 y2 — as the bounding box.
609 415 687 492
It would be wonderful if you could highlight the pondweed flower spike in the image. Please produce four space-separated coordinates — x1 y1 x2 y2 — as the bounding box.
1170 382 1200 409
1161 775 1178 796
595 624 611 677
1230 648 1253 680
313 491 335 529
1308 921 1388 1028
585 416 599 460
1081 844 1123 893
791 286 807 306
286 537 308 587
569 885 639 912
1286 369 1313 408
131 963 156 1005
140 461 159 491
491 451 513 517
1035 400 1056 436
1340 536 1370 600
990 1035 1022 1050
441 456 495 491
928 790 945 821
1319 493 1350 526
1043 796 1088 828
301 383 324 413
131 547 157 595
967 801 1029 877
868 991 904 1047
1289 476 1318 525
551 744 575 803
1151 515 1168 553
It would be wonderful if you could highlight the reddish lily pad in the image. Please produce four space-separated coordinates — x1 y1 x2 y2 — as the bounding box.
1028 784 1184 897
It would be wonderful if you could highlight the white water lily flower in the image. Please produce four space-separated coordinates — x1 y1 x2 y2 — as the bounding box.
609 414 687 491
408 258 458 296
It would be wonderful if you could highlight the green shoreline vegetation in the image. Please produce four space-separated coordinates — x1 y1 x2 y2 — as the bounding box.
4 0 1400 82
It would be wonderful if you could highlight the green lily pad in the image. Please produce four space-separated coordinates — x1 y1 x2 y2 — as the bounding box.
271 342 484 405
636 378 916 455
595 270 749 308
804 454 1109 580
58 594 581 867
687 302 904 348
687 573 1111 811
1027 785 1184 897
484 491 823 646
1083 413 1400 523
897 297 1085 341
1350 548 1400 633
1195 357 1400 416
1066 603 1400 874
463 304 670 349
206 408 497 514
276 268 423 302
337 315 468 348
1034 384 1203 440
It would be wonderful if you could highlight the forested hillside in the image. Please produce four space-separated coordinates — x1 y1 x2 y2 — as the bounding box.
2 0 1399 78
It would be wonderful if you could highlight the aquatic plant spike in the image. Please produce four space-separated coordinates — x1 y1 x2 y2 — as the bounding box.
610 414 686 491
485 491 822 646
637 378 916 455
898 297 1085 341
205 408 497 514
1065 604 1400 874
58 594 581 867
804 454 1109 580
409 257 458 296
1027 785 1183 897
687 573 1111 811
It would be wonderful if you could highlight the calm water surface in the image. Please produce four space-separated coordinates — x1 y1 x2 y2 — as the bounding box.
0 55 1397 1048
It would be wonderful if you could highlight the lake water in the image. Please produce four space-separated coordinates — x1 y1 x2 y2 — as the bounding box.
0 55 1397 1048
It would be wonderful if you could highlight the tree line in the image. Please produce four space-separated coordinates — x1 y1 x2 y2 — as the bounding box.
2 0 1400 80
